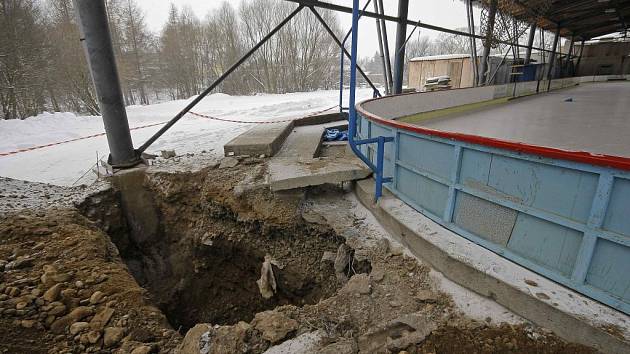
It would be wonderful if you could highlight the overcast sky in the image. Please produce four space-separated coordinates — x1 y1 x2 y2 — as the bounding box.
137 0 481 57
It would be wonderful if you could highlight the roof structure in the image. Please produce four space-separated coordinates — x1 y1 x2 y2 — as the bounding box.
477 0 630 40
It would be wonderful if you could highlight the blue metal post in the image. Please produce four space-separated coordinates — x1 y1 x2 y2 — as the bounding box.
375 136 386 199
347 0 393 201
339 0 379 113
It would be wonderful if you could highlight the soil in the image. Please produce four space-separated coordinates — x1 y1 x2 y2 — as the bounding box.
0 157 600 353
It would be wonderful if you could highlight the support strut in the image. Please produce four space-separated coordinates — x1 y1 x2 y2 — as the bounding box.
74 0 140 167
138 5 304 153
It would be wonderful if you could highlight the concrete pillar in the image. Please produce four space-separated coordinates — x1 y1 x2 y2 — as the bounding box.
393 0 409 94
524 23 536 64
479 0 498 85
546 27 560 81
74 0 139 167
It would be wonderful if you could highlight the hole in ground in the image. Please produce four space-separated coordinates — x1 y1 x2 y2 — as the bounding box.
79 185 370 333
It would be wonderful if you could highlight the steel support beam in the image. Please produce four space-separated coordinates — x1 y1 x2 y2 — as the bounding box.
566 35 575 76
74 0 139 167
480 0 498 85
575 39 585 75
309 7 381 97
374 0 389 94
286 0 557 55
547 27 560 81
378 0 393 93
138 5 304 153
393 0 409 94
466 0 479 86
524 23 536 64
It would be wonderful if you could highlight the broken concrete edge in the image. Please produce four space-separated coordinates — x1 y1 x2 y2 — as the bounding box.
223 121 295 157
293 112 348 127
353 178 630 354
268 159 371 192
222 112 349 158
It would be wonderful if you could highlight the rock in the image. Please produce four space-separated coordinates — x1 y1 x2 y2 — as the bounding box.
131 345 152 354
50 272 72 283
70 322 90 335
61 288 77 299
87 330 101 344
320 251 336 263
341 274 371 295
50 316 75 334
90 307 114 330
358 313 436 353
265 330 325 354
161 150 177 159
370 269 385 283
252 310 298 344
89 291 105 304
6 257 34 270
218 157 239 169
317 338 358 354
21 319 36 329
31 288 42 297
43 284 62 302
177 323 211 354
68 306 94 321
15 301 28 310
103 327 125 348
415 290 437 303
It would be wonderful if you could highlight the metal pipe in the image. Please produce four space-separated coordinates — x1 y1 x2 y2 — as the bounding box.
524 23 536 64
286 0 558 55
347 0 393 200
393 0 409 94
466 0 479 86
309 8 380 97
546 27 560 81
74 0 139 167
575 39 585 75
566 36 575 76
479 0 498 85
378 0 393 93
138 5 304 153
373 0 390 94
348 0 365 164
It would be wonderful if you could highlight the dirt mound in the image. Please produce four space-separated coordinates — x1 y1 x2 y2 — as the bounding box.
0 209 179 353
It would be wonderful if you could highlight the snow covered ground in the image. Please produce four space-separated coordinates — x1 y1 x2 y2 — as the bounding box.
0 88 374 186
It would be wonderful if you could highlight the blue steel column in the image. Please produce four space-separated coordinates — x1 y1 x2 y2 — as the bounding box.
74 0 139 167
393 0 409 94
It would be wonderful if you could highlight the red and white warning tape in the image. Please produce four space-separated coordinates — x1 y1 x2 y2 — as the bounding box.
0 105 339 157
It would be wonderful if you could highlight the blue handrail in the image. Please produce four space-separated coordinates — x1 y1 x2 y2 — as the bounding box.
339 0 378 113
347 0 393 200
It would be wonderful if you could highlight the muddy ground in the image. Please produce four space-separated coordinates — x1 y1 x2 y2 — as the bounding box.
0 157 597 353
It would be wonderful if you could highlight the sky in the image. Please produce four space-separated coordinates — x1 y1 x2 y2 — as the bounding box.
137 0 480 57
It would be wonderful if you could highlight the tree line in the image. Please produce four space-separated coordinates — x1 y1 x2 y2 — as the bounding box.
0 0 342 120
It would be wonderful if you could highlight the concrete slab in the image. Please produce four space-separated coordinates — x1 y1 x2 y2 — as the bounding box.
223 121 293 157
275 120 348 159
354 178 630 354
269 157 370 191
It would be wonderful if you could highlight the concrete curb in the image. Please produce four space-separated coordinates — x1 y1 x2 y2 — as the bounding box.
354 178 630 354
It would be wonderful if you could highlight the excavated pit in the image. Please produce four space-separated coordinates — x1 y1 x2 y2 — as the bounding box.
79 169 370 333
